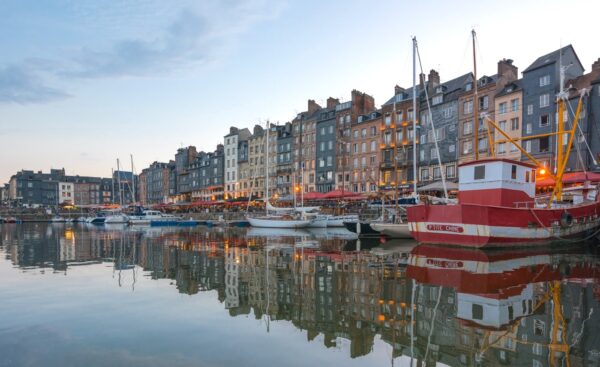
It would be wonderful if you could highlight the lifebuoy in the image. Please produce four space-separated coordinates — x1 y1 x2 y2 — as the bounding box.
560 212 573 227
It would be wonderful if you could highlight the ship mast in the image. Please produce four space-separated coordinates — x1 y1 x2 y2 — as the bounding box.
472 29 479 160
412 37 418 197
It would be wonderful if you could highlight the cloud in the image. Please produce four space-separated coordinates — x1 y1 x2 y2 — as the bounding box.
0 65 70 104
65 11 212 79
0 0 286 104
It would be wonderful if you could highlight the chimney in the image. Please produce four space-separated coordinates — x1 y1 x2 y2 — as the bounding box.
419 73 426 90
394 85 405 95
497 58 518 90
351 90 375 114
229 126 238 135
253 124 263 135
593 58 600 71
326 97 339 109
307 99 321 114
428 69 440 89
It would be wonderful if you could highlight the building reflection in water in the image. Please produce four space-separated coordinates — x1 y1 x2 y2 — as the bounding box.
1 224 599 366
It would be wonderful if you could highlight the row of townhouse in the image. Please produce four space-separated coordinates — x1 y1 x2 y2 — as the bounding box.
6 168 136 207
137 44 600 204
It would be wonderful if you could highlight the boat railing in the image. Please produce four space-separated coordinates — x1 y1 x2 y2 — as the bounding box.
513 200 536 209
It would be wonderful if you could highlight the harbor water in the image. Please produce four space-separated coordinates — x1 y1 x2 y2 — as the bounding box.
1 223 599 366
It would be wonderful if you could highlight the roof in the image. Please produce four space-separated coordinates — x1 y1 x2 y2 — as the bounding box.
523 45 582 73
458 158 537 169
383 85 421 106
495 79 523 98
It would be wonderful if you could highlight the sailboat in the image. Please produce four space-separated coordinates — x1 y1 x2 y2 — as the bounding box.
407 33 600 247
247 123 313 228
371 37 423 239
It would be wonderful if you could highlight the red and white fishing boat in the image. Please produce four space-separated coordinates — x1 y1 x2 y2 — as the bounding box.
408 65 598 247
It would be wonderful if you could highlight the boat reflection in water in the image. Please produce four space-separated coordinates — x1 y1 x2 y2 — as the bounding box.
0 223 599 366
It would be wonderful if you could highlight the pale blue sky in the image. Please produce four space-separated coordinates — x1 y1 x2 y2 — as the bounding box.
1 0 599 182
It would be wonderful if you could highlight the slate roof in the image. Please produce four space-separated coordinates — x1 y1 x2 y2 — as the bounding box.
523 45 582 73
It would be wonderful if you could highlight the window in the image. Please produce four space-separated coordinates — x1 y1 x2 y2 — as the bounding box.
478 138 488 152
527 104 533 115
525 140 532 152
540 114 550 127
539 74 550 87
320 142 325 152
328 141 333 150
499 120 507 131
361 128 366 137
479 95 489 110
329 125 334 134
463 121 473 135
361 142 366 153
432 95 443 105
474 165 486 180
498 143 506 154
539 137 550 152
384 114 392 126
396 110 403 122
511 165 517 179
472 304 483 320
526 171 530 182
510 143 518 152
463 100 473 114
498 102 507 114
463 141 472 155
327 156 332 166
370 126 376 136
446 165 455 178
420 134 426 144
449 144 455 153
396 130 404 142
540 93 550 108
407 109 414 120
420 149 425 161
526 123 532 134
370 141 376 152
420 168 429 180
511 98 519 112
353 130 359 138
511 118 519 130
433 166 441 179
361 157 366 166
431 148 438 159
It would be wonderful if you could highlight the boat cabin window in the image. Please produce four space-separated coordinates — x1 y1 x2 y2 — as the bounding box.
525 171 530 183
532 170 536 182
474 165 485 180
511 165 517 179
472 304 483 320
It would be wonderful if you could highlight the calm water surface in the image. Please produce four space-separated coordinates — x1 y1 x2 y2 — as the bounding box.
0 223 599 367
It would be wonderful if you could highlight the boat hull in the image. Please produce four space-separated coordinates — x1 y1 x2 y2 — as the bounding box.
343 221 380 236
327 215 359 227
370 223 412 239
247 216 312 228
407 201 600 248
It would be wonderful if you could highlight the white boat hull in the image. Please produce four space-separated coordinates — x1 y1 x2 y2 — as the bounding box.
306 215 329 228
104 215 130 224
247 216 313 228
370 223 413 239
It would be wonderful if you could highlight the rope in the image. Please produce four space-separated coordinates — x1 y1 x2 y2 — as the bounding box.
415 42 449 200
528 207 600 242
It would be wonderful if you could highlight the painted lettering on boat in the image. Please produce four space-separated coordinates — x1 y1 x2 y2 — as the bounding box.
426 224 464 233
425 259 464 268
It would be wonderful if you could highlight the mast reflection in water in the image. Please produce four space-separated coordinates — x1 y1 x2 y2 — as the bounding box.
0 223 599 367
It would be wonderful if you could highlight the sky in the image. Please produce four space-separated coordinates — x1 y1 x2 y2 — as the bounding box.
1 0 599 183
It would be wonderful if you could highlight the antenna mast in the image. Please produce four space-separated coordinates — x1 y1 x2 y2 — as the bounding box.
472 29 479 160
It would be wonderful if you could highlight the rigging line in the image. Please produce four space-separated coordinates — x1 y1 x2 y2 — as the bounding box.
566 94 596 166
415 42 449 200
564 101 586 172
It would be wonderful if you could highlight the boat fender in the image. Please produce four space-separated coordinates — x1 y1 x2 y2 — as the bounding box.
560 212 573 227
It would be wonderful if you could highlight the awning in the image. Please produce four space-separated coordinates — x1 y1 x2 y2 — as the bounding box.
419 181 458 191
322 189 362 199
536 171 600 187
302 191 326 200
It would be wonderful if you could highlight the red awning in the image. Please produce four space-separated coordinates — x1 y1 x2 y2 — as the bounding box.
302 191 326 200
322 189 362 199
536 171 600 187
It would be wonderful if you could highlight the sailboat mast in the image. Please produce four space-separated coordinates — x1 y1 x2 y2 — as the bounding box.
472 29 479 160
111 168 115 204
116 159 123 206
130 154 136 204
412 37 418 197
265 123 269 215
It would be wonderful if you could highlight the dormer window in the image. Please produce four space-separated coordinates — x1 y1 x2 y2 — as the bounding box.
465 83 472 91
436 86 443 94
432 95 443 105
